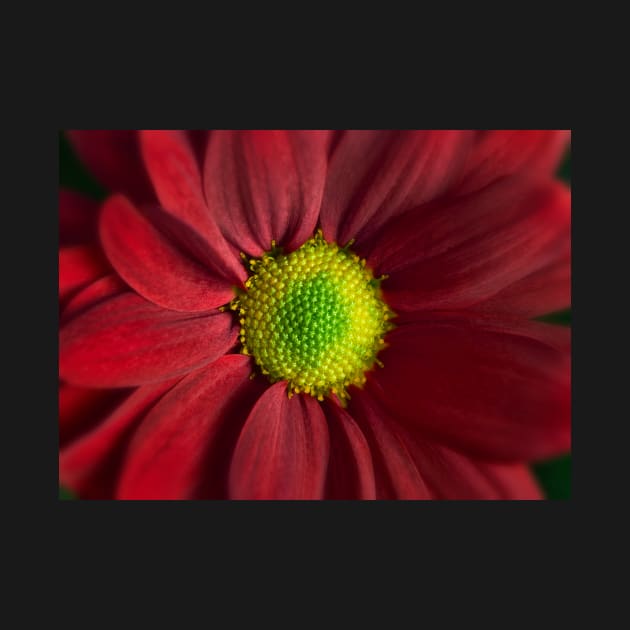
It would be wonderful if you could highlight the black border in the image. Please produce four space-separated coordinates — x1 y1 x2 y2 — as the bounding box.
18 50 599 603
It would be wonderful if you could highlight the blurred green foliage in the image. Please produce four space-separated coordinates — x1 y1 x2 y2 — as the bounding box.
558 150 571 184
59 485 76 500
58 134 572 501
59 131 106 200
537 309 571 326
533 455 571 500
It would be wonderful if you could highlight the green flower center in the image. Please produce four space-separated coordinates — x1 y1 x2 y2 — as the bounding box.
230 232 395 402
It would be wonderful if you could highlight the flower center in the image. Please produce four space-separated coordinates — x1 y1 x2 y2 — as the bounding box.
229 231 395 402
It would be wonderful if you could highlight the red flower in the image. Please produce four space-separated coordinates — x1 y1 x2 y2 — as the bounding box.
59 130 571 500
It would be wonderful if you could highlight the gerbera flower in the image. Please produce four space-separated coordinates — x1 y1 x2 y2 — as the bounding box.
59 130 571 500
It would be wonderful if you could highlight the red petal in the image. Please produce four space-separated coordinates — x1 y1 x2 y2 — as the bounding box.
59 189 98 246
61 274 127 323
373 181 570 314
320 131 474 247
59 292 237 387
66 130 154 202
203 131 330 256
472 221 571 317
322 399 376 499
59 384 129 447
59 244 110 302
100 194 235 312
482 464 543 499
116 355 260 499
347 389 432 499
371 313 571 461
394 425 543 499
60 379 177 499
457 130 570 195
229 383 330 499
139 130 245 282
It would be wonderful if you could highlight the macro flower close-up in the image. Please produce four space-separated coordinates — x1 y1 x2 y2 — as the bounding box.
58 129 571 500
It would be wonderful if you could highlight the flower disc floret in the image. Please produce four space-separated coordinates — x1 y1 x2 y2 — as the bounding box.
230 232 395 401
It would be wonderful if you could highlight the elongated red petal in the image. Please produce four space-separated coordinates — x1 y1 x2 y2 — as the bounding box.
482 464 543 499
322 399 376 499
320 130 474 247
116 355 260 499
139 130 245 282
373 181 570 314
393 424 543 499
59 384 129 447
60 379 178 499
203 131 330 256
61 274 127 323
66 130 154 202
59 292 237 387
371 313 571 461
59 189 98 246
229 382 330 499
100 194 234 312
347 389 432 499
59 244 110 302
472 227 571 317
457 130 570 195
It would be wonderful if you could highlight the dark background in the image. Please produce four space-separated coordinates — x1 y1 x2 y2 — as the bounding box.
58 132 572 500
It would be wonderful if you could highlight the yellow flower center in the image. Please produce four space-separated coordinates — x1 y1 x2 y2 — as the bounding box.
230 232 395 402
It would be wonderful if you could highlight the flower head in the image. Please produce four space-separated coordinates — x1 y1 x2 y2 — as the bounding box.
59 130 571 500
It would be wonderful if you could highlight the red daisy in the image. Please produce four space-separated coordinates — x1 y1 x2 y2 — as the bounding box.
59 130 571 500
